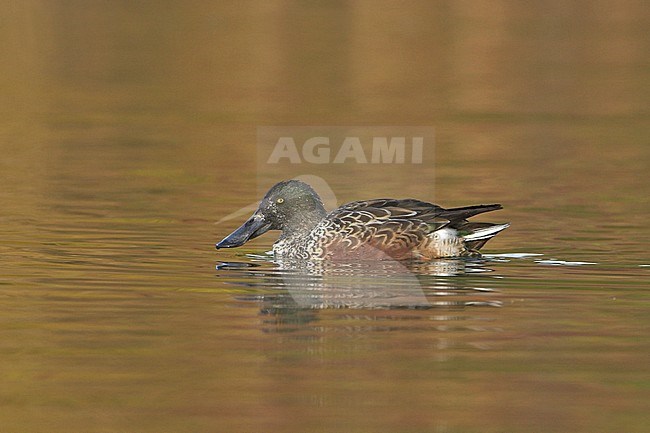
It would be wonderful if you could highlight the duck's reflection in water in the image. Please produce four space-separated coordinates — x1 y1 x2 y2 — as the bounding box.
217 257 502 315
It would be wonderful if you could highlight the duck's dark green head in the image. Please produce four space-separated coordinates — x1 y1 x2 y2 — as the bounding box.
216 180 327 249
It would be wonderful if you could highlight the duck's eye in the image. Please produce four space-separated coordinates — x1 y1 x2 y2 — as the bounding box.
276 198 284 204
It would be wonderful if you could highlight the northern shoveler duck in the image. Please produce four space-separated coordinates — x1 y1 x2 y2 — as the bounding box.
216 180 509 261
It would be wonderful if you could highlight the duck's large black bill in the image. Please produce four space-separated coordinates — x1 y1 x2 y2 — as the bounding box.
216 213 272 249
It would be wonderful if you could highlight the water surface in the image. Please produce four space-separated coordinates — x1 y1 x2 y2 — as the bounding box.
1 2 649 432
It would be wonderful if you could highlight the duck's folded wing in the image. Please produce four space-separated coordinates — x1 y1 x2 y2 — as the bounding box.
336 199 447 224
321 200 450 259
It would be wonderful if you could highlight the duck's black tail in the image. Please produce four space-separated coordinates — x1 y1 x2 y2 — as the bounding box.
440 204 503 222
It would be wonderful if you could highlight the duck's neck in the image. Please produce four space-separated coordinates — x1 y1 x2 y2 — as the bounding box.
280 201 327 240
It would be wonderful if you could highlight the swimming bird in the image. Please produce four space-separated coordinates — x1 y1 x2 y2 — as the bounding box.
216 180 509 261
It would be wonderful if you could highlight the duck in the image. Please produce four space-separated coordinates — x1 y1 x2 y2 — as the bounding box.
216 180 509 261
